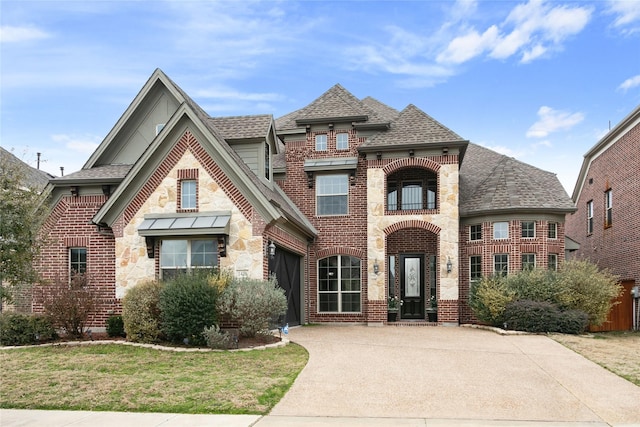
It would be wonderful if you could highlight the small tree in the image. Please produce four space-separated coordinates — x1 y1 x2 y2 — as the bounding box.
42 273 96 338
121 280 163 343
0 150 49 309
555 259 622 326
217 276 287 337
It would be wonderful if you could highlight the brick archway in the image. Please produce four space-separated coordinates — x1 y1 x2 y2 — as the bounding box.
383 220 441 236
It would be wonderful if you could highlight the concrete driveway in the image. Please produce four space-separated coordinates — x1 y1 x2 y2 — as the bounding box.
269 325 640 425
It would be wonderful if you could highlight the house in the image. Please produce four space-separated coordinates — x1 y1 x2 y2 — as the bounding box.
33 69 575 327
565 104 640 331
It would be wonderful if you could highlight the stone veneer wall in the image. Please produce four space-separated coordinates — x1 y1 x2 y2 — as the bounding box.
115 149 263 298
366 160 460 323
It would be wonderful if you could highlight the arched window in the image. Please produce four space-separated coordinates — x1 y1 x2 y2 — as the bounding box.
318 255 361 312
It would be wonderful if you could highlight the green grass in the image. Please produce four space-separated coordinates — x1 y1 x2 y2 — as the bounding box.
0 343 308 414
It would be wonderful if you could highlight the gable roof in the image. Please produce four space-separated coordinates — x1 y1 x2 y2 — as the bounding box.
572 104 640 202
275 84 391 131
360 104 466 150
63 69 316 238
459 143 575 216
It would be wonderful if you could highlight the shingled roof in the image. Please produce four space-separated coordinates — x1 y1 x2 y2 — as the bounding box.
0 147 53 190
459 143 575 216
361 104 465 149
208 115 273 140
275 84 390 130
51 164 132 183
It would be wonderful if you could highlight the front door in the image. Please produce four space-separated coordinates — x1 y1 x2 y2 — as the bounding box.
400 254 424 319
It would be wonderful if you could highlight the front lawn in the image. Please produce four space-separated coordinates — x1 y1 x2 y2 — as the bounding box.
0 343 308 414
552 331 640 386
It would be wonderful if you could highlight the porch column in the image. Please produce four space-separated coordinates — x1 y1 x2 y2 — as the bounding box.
367 168 386 324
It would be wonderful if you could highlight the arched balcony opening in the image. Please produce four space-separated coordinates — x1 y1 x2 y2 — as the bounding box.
386 168 438 213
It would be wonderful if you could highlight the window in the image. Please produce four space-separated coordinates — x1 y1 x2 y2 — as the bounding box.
315 134 327 151
548 254 558 271
316 174 348 216
605 189 612 227
493 222 509 239
336 133 348 150
494 254 508 276
264 142 270 180
521 221 535 238
388 255 396 298
69 248 87 275
181 180 197 210
587 200 594 234
521 253 535 270
470 255 482 281
160 239 217 279
386 172 437 211
548 222 557 239
318 255 361 312
401 182 422 210
470 224 482 241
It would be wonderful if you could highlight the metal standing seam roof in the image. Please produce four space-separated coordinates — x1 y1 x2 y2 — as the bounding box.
138 212 231 236
303 157 358 171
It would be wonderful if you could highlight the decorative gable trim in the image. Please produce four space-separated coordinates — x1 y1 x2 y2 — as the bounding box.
123 131 254 226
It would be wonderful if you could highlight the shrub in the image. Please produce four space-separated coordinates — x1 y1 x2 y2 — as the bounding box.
122 280 163 343
42 274 96 338
555 259 622 326
469 275 515 326
202 324 232 349
0 313 57 346
105 315 125 338
506 268 558 303
207 268 234 294
503 300 589 334
557 309 589 335
159 272 217 346
217 276 287 337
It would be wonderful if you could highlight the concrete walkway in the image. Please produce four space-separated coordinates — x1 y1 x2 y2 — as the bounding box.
2 325 640 426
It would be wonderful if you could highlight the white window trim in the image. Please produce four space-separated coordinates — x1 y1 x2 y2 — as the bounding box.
548 222 558 239
521 253 536 270
317 255 362 313
493 222 509 240
521 221 535 239
494 253 508 276
180 180 197 210
316 174 348 216
336 132 349 150
315 134 327 151
470 224 482 241
160 239 217 279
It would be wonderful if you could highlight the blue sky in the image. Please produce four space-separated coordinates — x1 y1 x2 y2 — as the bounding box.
1 0 639 194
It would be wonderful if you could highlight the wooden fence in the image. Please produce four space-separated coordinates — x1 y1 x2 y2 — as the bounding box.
589 280 635 332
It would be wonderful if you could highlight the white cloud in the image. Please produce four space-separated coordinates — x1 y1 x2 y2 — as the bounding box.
439 0 592 65
618 74 640 92
436 26 499 64
526 106 584 138
51 134 101 154
0 25 50 43
607 0 640 34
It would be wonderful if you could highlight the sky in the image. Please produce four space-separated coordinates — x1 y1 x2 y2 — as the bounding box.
1 0 639 195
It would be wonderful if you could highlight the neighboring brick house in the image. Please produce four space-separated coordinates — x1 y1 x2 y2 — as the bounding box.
565 104 640 330
34 69 575 327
